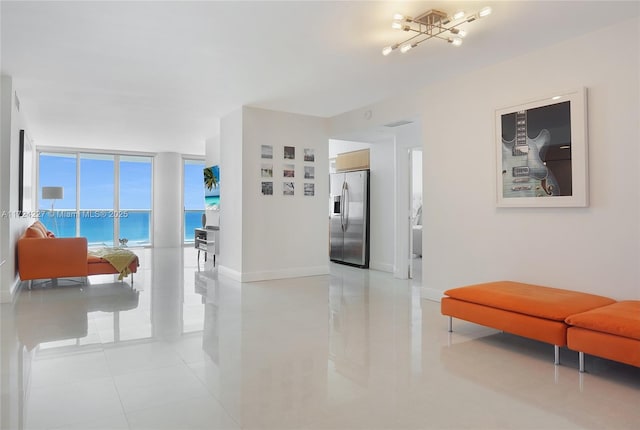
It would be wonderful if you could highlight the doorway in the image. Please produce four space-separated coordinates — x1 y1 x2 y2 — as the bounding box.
409 148 423 281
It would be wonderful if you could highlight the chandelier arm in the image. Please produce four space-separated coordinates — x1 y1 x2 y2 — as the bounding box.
397 31 426 45
409 33 440 46
398 29 445 47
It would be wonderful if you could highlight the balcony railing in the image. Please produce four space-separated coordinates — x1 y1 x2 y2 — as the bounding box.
39 209 152 247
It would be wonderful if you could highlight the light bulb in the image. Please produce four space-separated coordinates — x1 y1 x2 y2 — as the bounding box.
449 37 463 47
400 43 414 53
382 46 393 56
393 13 404 21
391 21 403 30
450 28 467 38
479 6 492 17
453 11 465 20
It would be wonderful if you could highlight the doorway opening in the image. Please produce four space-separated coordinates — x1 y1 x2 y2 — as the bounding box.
409 148 423 281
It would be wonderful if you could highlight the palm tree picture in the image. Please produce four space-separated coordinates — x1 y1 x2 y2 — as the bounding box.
204 165 220 207
204 166 218 190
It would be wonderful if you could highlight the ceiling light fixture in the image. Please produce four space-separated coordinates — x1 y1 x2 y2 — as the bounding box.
382 6 491 55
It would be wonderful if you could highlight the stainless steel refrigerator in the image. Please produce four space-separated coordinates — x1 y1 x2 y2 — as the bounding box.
330 170 370 268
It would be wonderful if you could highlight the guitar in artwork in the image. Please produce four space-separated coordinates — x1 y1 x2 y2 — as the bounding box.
501 110 559 198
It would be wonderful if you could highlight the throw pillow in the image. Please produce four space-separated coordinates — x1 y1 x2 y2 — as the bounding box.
24 226 46 239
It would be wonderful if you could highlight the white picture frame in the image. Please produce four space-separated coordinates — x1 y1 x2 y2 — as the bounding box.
495 87 588 207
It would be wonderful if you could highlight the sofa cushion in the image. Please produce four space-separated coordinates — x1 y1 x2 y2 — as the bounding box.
87 254 103 264
444 281 616 321
565 301 640 340
24 226 47 239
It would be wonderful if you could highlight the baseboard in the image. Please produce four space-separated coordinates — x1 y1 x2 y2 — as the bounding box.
370 261 394 273
0 275 22 305
421 287 444 302
217 265 242 282
217 265 329 283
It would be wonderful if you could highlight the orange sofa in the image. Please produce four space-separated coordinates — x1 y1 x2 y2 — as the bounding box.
17 221 139 285
441 281 616 365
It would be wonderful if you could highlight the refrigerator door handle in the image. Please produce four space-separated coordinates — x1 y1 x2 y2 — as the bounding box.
340 182 346 231
344 182 349 231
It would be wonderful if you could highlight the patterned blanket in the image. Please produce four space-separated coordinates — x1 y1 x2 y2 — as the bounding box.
89 247 137 280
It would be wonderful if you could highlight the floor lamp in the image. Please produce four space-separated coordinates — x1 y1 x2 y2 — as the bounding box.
42 186 63 235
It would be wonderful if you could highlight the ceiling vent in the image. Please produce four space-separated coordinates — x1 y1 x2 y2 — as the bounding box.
384 120 413 128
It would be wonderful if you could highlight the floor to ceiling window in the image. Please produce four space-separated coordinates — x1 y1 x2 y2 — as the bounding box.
183 159 205 242
119 155 153 246
38 152 77 237
80 153 115 246
38 151 153 246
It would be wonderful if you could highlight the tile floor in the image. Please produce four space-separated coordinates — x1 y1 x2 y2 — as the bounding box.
1 247 639 430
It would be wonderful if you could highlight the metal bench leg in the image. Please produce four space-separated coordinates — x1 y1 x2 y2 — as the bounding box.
579 352 585 373
448 316 453 332
554 345 560 365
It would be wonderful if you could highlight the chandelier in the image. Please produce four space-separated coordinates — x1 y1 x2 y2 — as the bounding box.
382 6 492 55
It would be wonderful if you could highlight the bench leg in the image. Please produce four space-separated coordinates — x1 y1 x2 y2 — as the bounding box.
579 352 585 373
554 345 560 365
447 316 452 332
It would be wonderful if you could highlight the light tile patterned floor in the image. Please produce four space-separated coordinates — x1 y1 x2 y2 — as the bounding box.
1 247 639 430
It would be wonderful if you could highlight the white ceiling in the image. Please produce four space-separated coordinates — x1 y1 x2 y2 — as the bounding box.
2 1 638 154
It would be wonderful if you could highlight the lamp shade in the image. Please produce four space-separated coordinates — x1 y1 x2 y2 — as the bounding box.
42 186 63 200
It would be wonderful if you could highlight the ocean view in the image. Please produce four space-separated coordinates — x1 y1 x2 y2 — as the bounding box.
40 210 204 246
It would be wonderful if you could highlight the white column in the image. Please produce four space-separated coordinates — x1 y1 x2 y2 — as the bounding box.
153 152 183 248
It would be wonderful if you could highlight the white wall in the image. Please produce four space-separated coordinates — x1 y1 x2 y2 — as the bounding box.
219 108 244 276
241 107 329 281
1 75 35 303
329 18 640 300
218 106 329 282
328 140 371 159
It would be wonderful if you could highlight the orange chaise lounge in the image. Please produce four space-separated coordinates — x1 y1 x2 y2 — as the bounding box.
441 281 616 365
17 221 139 286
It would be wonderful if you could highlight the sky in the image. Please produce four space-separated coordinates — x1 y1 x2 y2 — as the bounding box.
38 154 204 211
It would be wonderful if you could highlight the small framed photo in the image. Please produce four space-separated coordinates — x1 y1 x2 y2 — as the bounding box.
283 164 295 178
284 146 295 160
304 183 315 196
261 145 273 159
304 148 315 162
261 181 273 196
496 87 588 207
283 181 294 196
261 163 273 178
304 166 315 179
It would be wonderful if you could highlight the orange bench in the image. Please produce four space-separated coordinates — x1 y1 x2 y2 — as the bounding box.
565 301 640 372
441 281 616 364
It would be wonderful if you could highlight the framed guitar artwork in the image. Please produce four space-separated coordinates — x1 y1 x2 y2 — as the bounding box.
495 88 588 207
